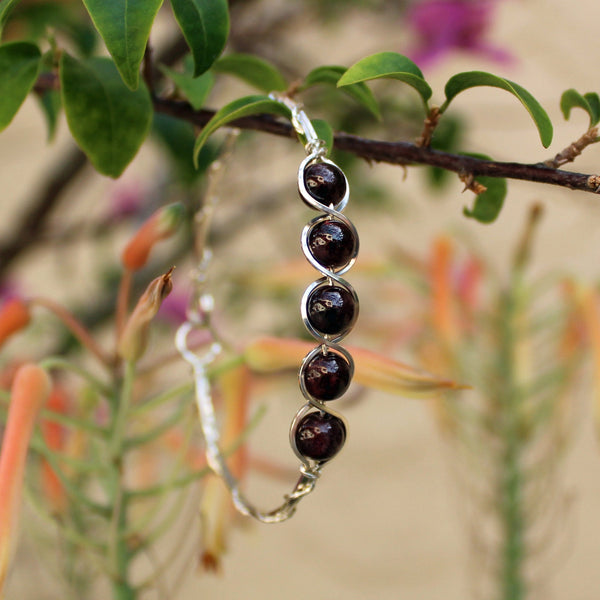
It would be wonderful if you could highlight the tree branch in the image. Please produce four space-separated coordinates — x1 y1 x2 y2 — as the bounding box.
152 97 600 196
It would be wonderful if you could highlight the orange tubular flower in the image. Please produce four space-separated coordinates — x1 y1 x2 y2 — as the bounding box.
121 203 184 271
40 386 70 516
429 236 458 344
0 364 52 596
200 366 251 572
244 336 466 398
0 299 31 350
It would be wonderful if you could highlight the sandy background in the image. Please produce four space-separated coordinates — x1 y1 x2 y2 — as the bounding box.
3 1 600 599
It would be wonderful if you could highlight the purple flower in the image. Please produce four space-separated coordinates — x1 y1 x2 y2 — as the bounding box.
0 281 22 303
105 182 145 222
407 0 512 68
157 286 190 326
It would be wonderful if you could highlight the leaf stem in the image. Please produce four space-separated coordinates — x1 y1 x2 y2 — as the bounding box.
108 360 137 599
30 296 113 368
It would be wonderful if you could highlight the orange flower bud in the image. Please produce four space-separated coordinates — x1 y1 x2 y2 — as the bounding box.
117 269 174 362
0 299 31 349
121 203 184 271
0 364 51 595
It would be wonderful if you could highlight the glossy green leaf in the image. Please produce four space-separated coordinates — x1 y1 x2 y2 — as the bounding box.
171 0 229 77
213 53 287 92
337 52 432 105
584 93 600 125
159 65 214 110
0 0 20 37
461 154 507 224
36 87 61 141
443 71 553 148
60 54 152 178
303 65 380 120
81 0 163 90
312 118 333 156
0 41 41 132
560 88 600 126
153 113 216 185
193 95 291 166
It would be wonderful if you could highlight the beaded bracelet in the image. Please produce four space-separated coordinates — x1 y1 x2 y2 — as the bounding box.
176 95 359 522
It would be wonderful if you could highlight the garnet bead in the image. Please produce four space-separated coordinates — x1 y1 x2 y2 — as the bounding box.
307 285 357 336
308 219 356 270
303 162 347 206
302 351 351 401
294 412 346 461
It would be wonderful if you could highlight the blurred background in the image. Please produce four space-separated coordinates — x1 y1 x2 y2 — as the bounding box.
3 1 600 599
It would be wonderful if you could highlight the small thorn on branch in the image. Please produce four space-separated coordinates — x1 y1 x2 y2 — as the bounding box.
544 126 599 169
459 172 487 195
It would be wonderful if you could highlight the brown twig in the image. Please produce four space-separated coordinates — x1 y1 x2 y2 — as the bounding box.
150 97 600 196
25 74 600 203
0 145 88 280
543 127 599 169
415 106 441 148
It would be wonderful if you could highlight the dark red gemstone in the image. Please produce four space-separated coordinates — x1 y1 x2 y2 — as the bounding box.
308 220 356 269
303 162 346 206
294 412 346 461
302 351 351 400
307 285 357 336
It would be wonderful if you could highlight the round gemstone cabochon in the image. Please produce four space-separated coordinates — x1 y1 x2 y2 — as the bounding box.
306 284 357 336
303 162 346 206
308 219 356 270
301 351 351 401
294 412 346 461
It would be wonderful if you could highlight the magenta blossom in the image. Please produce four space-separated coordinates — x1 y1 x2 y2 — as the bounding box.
407 0 512 68
157 286 190 326
105 181 145 222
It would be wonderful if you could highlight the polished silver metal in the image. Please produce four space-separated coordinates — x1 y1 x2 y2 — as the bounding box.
176 96 359 524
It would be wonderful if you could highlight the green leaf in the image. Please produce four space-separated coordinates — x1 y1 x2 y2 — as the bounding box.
461 154 507 224
60 54 152 178
81 0 164 90
312 118 333 156
302 65 380 120
443 71 553 148
560 88 600 126
213 53 287 92
0 0 20 37
171 0 229 77
0 41 41 132
36 87 61 141
153 113 214 185
584 93 600 126
159 65 214 110
337 52 432 105
193 95 291 166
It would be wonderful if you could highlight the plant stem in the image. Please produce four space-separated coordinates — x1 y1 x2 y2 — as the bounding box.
109 361 137 600
497 284 526 600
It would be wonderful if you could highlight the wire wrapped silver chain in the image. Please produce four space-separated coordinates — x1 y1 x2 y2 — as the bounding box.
176 95 359 523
